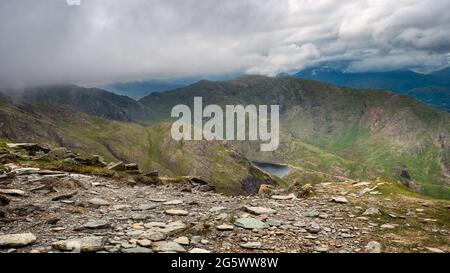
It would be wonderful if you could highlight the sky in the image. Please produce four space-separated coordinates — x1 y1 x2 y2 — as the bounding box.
1 0 450 86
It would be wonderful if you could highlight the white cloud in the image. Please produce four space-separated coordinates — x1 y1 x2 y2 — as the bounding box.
0 0 449 86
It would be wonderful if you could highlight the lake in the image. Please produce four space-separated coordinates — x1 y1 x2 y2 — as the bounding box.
253 162 291 178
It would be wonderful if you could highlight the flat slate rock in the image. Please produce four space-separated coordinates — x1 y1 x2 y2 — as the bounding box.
271 194 296 200
157 221 187 236
217 224 235 231
88 198 110 206
83 220 110 229
142 231 167 241
331 196 349 204
138 203 159 210
163 200 184 205
189 248 211 253
0 189 26 197
245 206 277 215
152 241 185 253
363 207 380 216
240 242 262 249
148 198 167 202
122 247 153 253
165 209 189 216
234 218 269 230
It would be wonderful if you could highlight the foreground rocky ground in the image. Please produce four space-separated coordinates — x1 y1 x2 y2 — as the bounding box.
1 161 449 253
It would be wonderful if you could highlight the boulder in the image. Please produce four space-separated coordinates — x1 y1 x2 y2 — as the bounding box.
52 236 106 252
39 147 74 161
74 155 107 167
6 143 49 155
0 233 37 248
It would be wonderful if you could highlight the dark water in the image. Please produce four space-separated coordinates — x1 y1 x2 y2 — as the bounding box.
253 162 291 178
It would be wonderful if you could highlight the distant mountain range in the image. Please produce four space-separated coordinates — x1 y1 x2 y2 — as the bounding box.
102 80 192 99
294 65 450 112
101 74 242 99
1 76 449 198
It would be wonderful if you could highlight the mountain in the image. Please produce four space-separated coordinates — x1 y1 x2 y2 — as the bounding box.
102 74 243 99
8 85 151 123
431 67 450 84
2 76 449 198
0 93 277 195
139 75 450 199
406 87 450 112
294 65 450 112
103 80 191 99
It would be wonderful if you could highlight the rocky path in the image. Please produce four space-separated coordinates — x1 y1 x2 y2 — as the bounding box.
0 163 449 253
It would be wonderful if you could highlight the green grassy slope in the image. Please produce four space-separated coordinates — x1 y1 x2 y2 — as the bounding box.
0 99 277 195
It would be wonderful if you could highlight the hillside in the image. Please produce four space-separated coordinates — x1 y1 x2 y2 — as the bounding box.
0 96 277 195
8 85 151 122
139 76 450 199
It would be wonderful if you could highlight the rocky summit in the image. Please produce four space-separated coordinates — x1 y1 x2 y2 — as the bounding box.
0 160 448 253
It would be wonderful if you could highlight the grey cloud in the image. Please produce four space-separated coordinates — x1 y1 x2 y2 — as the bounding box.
0 0 449 86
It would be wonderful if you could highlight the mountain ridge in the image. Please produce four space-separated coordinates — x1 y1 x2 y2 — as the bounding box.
139 75 450 199
294 65 450 112
1 76 449 198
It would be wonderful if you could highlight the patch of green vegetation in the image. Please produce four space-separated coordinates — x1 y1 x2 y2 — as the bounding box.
420 184 450 200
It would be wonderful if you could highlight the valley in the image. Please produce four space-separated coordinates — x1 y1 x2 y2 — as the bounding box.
1 75 449 199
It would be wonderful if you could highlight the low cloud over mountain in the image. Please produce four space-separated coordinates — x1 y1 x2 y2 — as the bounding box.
1 0 450 86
